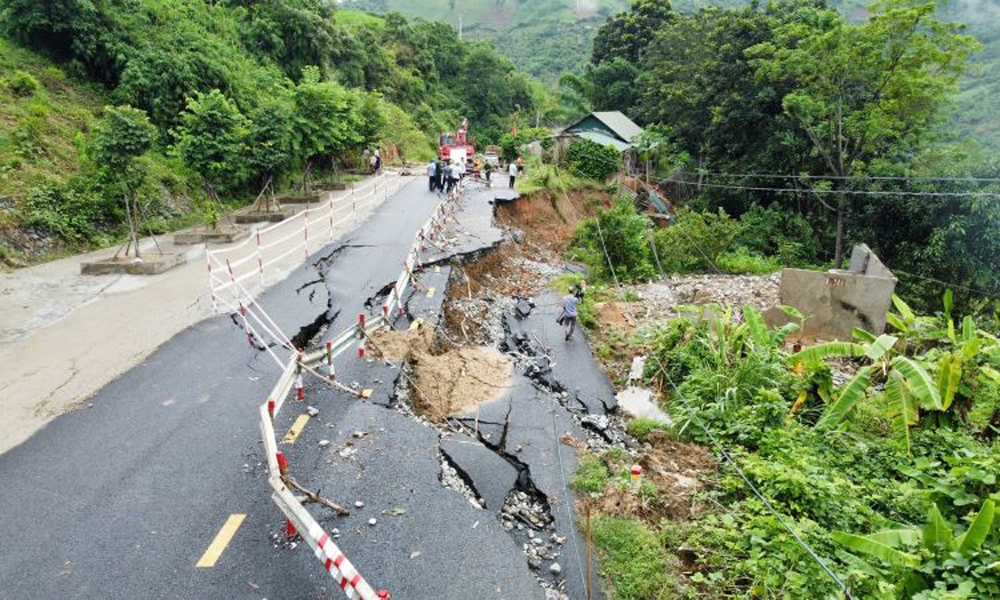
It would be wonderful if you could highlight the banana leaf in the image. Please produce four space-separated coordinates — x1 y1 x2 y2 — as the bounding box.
817 366 873 429
743 305 770 347
887 371 918 455
790 342 866 365
957 499 995 555
864 334 898 361
892 295 916 323
936 352 963 412
832 531 921 568
892 357 942 411
923 504 954 552
853 328 877 343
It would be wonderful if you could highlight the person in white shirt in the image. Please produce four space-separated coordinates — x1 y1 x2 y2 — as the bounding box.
508 161 518 189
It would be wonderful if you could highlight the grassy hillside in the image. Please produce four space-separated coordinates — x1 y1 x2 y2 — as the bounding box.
0 38 102 204
0 0 541 265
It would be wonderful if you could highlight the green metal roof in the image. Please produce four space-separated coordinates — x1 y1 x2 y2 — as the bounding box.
565 111 643 144
574 131 632 153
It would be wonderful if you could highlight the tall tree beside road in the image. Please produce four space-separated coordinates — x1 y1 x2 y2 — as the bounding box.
89 105 157 256
749 0 979 267
176 90 249 227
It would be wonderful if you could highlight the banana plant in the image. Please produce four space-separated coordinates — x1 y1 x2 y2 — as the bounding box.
833 499 996 598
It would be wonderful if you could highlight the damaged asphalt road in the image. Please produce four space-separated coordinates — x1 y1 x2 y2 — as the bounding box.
0 176 617 600
279 181 614 599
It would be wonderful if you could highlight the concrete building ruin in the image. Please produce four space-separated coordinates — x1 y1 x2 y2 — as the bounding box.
763 244 897 341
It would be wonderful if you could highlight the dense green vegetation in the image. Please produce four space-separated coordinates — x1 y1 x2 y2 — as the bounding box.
0 0 539 262
602 298 1000 598
570 0 1000 312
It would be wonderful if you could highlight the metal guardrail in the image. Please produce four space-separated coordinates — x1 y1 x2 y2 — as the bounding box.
249 192 458 599
208 171 406 313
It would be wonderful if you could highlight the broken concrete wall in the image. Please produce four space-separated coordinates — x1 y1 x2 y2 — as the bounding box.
764 245 896 340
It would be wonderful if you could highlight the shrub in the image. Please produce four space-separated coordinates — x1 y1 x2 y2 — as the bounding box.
572 198 655 283
572 455 610 494
653 208 739 274
626 417 670 442
716 247 782 275
6 70 40 96
22 181 118 242
567 138 620 181
591 517 674 600
737 204 819 266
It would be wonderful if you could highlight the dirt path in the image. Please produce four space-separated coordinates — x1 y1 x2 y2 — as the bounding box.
0 176 404 455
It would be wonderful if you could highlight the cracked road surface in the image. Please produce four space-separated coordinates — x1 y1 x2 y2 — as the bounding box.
0 178 613 599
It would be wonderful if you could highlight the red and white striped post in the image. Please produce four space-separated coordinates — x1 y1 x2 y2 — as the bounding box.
295 349 305 401
326 341 336 381
267 398 276 421
357 313 366 358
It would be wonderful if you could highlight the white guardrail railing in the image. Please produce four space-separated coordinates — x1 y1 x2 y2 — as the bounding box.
207 170 406 313
225 187 458 600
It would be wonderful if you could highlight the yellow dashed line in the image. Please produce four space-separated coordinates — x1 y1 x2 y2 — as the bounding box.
196 514 246 568
434 266 441 273
282 414 311 444
426 287 436 298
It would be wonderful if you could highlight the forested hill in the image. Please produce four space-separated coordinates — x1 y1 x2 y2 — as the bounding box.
0 1 542 264
349 0 1000 150
343 0 630 84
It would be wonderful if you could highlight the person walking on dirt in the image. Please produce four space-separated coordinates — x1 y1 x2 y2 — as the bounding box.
559 285 584 341
427 159 437 192
508 161 518 189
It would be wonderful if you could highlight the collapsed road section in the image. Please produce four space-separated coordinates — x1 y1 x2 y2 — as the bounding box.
249 178 631 599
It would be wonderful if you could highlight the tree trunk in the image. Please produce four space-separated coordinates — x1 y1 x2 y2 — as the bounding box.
834 184 846 269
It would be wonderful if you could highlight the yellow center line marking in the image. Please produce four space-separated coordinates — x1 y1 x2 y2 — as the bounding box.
426 286 436 298
434 266 441 273
282 414 311 444
196 514 246 568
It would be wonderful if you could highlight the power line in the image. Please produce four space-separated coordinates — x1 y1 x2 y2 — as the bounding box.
675 170 1000 184
589 213 854 598
666 179 1000 198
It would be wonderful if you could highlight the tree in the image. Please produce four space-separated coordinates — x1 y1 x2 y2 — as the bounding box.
90 105 157 258
591 0 675 65
246 95 296 210
749 1 979 267
291 67 362 190
176 90 249 228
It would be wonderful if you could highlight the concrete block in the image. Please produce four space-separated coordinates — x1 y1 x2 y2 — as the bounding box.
80 252 186 276
278 193 324 205
764 267 896 340
233 211 292 224
172 227 250 245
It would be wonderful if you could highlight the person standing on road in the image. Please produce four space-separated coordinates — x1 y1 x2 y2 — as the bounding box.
427 159 437 191
446 161 459 194
436 158 445 191
559 285 584 341
508 161 518 189
517 155 524 175
374 148 382 173
484 161 492 184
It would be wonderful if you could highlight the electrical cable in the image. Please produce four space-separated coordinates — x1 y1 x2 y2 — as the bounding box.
674 170 1000 183
590 214 855 598
665 178 1000 198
